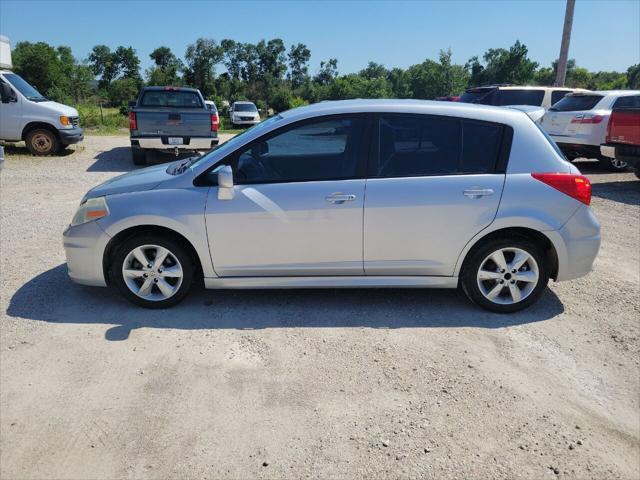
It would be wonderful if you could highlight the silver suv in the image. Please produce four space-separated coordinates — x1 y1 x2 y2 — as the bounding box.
63 100 601 313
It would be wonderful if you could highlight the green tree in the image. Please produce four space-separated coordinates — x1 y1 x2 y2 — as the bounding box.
256 39 287 80
108 77 139 108
315 58 338 85
287 43 311 88
12 41 63 96
146 46 183 85
627 64 640 89
88 45 119 89
467 41 538 86
183 38 223 97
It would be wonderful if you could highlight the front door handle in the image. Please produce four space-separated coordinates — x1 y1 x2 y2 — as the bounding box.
463 188 495 199
325 193 356 204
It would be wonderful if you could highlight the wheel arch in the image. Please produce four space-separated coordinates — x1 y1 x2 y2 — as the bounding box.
456 226 559 281
102 225 205 286
21 122 60 141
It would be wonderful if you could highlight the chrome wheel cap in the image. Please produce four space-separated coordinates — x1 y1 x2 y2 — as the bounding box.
122 245 183 301
476 247 539 305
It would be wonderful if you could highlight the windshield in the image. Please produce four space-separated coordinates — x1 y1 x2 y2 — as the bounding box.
140 90 203 108
3 73 46 101
548 94 603 112
189 115 283 170
234 103 258 112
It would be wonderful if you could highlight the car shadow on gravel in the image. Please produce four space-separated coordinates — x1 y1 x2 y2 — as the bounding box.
7 264 565 341
4 143 78 157
591 181 639 206
88 147 201 172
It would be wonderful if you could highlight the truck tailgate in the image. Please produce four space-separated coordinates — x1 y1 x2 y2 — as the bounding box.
135 109 211 137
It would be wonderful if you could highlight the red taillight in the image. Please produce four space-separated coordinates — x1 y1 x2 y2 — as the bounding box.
571 114 604 124
128 111 137 130
532 173 592 205
211 112 219 132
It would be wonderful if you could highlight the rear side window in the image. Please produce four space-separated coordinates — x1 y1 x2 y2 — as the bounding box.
140 90 203 108
459 88 497 105
497 89 545 106
551 90 572 105
376 115 505 177
549 95 603 112
613 95 640 108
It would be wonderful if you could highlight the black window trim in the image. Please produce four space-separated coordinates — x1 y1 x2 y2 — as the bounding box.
369 112 513 179
194 112 373 186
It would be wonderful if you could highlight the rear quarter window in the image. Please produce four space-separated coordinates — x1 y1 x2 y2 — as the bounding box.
550 95 603 112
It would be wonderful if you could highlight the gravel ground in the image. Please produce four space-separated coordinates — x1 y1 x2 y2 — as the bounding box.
1 136 639 480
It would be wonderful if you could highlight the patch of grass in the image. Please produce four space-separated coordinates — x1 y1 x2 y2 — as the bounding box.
84 126 130 136
76 103 128 129
219 129 244 135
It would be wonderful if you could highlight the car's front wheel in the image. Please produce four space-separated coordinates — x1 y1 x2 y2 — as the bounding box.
25 128 60 156
111 236 194 308
461 237 549 313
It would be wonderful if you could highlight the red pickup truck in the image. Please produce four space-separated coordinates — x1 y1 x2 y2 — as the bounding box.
600 98 640 178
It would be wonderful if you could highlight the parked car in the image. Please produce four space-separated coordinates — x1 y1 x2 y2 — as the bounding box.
229 101 260 128
64 99 600 313
540 90 640 171
599 94 640 177
458 85 588 110
0 35 84 155
128 86 219 165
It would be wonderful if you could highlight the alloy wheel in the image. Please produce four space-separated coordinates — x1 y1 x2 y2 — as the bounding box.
476 247 540 305
122 244 184 301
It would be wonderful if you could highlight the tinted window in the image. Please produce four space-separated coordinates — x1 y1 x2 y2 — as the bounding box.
377 115 504 177
233 117 365 183
549 94 603 112
613 95 640 108
497 89 545 106
459 88 497 105
551 90 572 105
140 90 203 108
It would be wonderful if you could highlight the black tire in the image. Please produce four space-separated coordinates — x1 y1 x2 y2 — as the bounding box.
25 128 59 156
110 235 194 309
460 236 549 313
598 155 628 172
131 147 147 165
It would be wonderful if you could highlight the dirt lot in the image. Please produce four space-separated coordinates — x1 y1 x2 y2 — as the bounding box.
1 136 639 479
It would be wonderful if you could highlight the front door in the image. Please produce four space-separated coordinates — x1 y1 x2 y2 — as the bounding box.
364 114 508 276
0 78 21 140
205 115 369 277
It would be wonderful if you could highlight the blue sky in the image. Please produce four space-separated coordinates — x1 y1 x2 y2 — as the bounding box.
1 0 638 75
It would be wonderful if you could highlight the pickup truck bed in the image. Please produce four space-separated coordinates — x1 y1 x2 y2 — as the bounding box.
129 86 218 165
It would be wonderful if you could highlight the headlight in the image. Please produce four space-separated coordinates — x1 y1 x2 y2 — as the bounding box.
59 115 74 128
71 197 109 226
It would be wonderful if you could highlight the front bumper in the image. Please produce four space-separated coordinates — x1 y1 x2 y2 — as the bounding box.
58 127 84 145
63 220 111 287
546 205 601 282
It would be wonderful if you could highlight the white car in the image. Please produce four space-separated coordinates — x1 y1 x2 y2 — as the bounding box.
230 101 260 128
459 85 589 110
540 90 640 170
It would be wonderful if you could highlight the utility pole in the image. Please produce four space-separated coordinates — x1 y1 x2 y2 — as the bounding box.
555 0 576 86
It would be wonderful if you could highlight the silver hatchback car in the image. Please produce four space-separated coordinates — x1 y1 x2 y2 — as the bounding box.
63 100 600 313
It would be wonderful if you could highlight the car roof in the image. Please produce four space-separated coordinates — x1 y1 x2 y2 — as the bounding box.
595 90 640 96
279 99 527 124
467 85 588 92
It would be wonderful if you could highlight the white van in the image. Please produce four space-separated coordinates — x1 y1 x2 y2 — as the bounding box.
458 85 590 110
0 35 83 155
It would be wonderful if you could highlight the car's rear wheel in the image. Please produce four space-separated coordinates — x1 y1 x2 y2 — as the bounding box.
131 147 147 165
25 128 59 156
111 236 194 308
598 155 628 172
461 237 549 313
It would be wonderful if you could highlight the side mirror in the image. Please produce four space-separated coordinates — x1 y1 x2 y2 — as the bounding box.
0 83 15 103
128 100 136 108
217 165 234 200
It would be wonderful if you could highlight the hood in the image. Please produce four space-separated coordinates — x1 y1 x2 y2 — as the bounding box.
37 100 79 117
83 162 174 200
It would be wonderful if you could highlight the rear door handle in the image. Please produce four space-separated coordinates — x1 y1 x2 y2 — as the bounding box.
325 193 356 204
463 188 495 199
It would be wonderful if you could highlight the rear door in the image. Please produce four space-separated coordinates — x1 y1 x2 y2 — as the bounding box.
135 89 211 137
363 114 510 276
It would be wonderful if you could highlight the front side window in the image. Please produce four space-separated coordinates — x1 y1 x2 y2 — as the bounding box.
497 89 545 106
376 115 505 177
233 116 365 184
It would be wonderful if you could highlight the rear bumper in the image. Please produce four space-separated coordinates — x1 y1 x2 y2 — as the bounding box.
58 127 84 145
131 135 217 150
63 220 110 287
546 205 601 282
